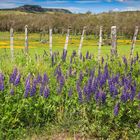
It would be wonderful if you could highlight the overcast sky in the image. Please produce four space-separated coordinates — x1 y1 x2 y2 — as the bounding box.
0 0 140 13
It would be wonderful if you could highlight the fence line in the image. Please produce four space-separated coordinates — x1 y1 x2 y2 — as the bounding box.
130 26 139 59
10 28 14 60
0 25 139 60
98 26 103 61
78 26 86 56
49 28 53 56
25 25 28 54
111 26 117 56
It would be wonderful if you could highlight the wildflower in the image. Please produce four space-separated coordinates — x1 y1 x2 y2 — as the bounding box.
40 84 44 96
14 73 21 86
76 82 83 102
137 92 140 100
37 74 42 83
121 90 128 103
101 92 106 104
0 73 4 91
79 71 83 82
30 79 37 97
114 103 119 116
86 51 89 59
24 76 31 98
44 87 50 98
42 73 49 85
9 68 18 83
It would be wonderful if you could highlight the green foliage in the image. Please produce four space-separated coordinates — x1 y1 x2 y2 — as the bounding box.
0 49 140 139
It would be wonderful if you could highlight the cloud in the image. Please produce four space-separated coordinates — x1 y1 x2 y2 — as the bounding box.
0 3 18 9
75 0 101 4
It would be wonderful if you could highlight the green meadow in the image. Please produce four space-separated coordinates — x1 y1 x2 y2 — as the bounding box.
0 32 140 58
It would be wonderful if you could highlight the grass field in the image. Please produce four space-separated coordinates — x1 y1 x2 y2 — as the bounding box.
0 31 140 139
0 32 140 58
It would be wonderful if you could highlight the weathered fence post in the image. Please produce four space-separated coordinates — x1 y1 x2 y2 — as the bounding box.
130 26 139 58
49 28 53 56
64 28 70 52
98 26 103 61
111 26 117 56
25 25 28 54
10 28 14 59
78 26 86 56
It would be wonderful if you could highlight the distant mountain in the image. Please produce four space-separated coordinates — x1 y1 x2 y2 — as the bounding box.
0 5 72 14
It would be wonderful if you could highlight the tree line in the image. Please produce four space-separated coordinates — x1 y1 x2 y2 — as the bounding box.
0 11 140 39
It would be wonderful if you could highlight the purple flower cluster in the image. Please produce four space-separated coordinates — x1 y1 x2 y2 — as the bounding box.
114 103 120 116
24 73 50 98
62 49 67 61
0 73 4 91
9 68 21 86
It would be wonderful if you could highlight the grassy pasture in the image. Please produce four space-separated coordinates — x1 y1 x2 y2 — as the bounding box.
0 32 140 58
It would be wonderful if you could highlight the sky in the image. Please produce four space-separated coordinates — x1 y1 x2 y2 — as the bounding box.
0 0 140 13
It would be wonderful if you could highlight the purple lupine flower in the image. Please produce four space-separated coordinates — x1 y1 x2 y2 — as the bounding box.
76 82 83 102
104 63 109 79
37 74 42 83
83 84 90 101
59 75 65 87
14 73 21 86
129 85 136 101
95 90 100 102
24 79 30 98
121 90 128 103
137 92 140 100
68 87 73 97
114 103 119 116
0 73 4 91
9 68 18 83
101 92 106 104
62 49 67 61
90 69 95 79
86 51 89 59
79 71 83 82
91 78 98 93
42 73 49 85
10 88 14 95
44 87 50 98
30 79 37 97
40 84 44 96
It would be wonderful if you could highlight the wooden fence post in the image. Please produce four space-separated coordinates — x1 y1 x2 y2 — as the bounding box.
111 26 117 56
10 28 14 59
25 25 28 54
78 26 86 56
130 26 139 58
98 26 103 61
64 28 70 52
49 28 53 56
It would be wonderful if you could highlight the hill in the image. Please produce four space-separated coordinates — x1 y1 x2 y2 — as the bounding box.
0 5 72 14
